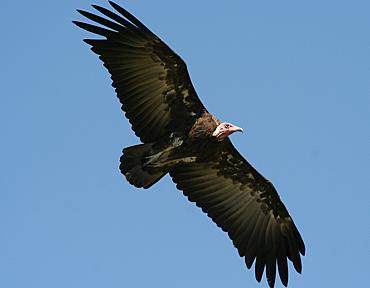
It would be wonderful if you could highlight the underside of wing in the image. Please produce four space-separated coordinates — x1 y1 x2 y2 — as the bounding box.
74 1 205 143
169 140 305 287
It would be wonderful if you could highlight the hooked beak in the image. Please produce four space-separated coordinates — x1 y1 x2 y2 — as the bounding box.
232 126 243 133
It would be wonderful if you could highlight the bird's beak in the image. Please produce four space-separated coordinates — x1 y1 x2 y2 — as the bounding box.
233 126 243 133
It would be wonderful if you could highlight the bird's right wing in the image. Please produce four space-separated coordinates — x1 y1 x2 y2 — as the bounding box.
170 139 305 288
74 1 206 143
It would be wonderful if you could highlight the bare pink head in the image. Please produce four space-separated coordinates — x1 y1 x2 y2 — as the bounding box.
212 122 243 141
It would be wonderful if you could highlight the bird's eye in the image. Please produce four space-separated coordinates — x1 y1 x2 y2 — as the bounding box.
224 124 230 128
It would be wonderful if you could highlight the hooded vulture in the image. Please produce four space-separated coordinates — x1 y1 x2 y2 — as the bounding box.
74 2 305 287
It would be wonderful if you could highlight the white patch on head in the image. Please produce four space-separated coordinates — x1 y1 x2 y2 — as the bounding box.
212 122 231 140
212 122 243 141
212 124 222 137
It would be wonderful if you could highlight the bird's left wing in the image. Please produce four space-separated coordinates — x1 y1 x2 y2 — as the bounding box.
74 1 205 143
169 139 305 288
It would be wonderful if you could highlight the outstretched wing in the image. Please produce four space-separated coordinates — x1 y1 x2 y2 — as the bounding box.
170 139 305 288
74 1 205 143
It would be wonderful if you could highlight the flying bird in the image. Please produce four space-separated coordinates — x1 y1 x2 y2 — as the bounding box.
74 2 305 287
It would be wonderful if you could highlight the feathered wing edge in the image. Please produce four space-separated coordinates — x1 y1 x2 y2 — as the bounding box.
169 141 305 287
73 1 206 143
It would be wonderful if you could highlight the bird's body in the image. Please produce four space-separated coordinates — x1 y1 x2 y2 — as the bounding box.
122 110 223 188
74 2 305 287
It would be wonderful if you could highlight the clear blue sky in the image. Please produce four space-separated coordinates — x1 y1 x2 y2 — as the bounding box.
1 1 369 287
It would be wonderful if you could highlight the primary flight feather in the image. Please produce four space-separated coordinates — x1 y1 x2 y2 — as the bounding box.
74 2 305 287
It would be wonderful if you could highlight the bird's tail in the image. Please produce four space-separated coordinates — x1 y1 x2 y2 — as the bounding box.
120 143 167 189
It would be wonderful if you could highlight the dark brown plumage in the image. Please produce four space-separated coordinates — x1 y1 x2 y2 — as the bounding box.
74 2 305 287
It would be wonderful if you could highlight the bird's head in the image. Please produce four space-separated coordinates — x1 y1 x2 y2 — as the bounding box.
212 122 243 141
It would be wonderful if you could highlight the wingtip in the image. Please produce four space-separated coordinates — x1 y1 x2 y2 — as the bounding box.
76 9 91 18
108 1 119 9
244 255 255 269
295 229 306 256
109 1 128 15
293 257 302 274
300 243 306 256
72 20 82 27
255 277 262 283
267 279 275 288
91 4 108 13
82 39 94 46
72 20 89 31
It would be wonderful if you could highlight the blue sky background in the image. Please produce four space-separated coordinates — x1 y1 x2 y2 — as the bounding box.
1 1 369 287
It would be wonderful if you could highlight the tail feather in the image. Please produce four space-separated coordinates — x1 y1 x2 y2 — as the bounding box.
120 143 166 189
